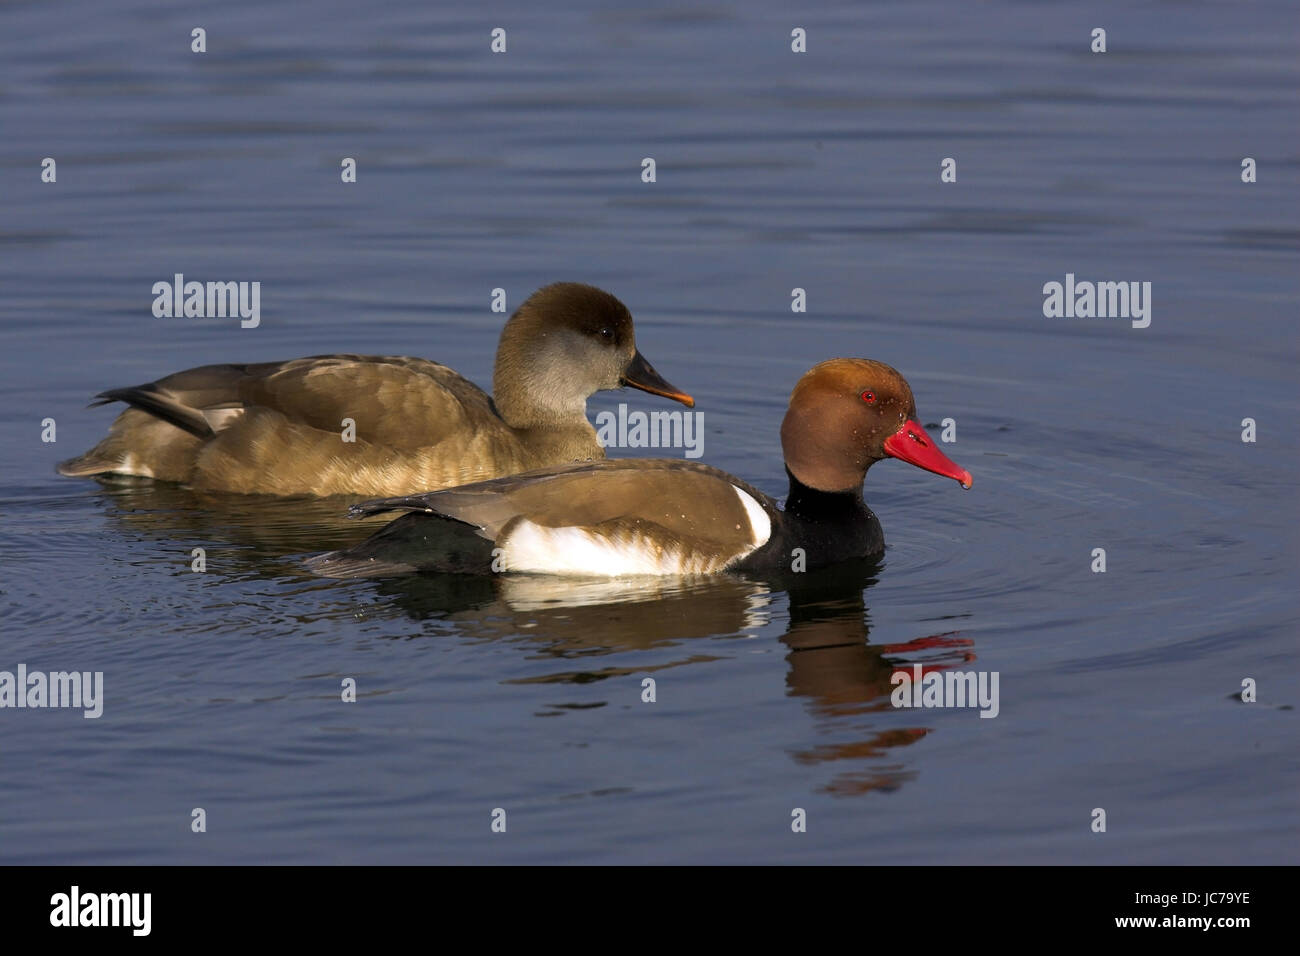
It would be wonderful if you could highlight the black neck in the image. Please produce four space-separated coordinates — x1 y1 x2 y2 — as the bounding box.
783 469 870 524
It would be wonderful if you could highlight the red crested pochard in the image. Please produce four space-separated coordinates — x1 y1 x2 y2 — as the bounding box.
57 283 693 496
307 358 971 577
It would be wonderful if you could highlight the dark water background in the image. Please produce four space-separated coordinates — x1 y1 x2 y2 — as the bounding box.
1 0 1296 863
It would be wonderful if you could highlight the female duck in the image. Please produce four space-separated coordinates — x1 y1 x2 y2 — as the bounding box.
57 283 693 497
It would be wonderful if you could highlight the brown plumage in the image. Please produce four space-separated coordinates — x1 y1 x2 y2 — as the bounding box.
57 283 693 497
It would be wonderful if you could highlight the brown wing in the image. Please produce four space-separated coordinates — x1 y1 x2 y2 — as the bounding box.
198 355 498 450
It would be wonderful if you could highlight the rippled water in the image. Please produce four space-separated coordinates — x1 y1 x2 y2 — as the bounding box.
1 0 1297 863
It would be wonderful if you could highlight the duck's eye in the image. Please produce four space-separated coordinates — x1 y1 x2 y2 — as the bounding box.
861 390 876 404
598 327 615 341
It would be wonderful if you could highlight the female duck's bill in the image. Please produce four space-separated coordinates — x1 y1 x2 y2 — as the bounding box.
307 358 971 579
56 282 693 497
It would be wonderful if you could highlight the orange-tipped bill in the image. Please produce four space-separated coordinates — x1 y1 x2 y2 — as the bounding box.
622 350 695 408
883 419 973 489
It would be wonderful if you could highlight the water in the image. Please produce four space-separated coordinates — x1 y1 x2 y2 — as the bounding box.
1 0 1296 863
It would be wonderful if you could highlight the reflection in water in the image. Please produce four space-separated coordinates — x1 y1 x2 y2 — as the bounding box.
87 481 978 795
85 480 385 572
778 562 975 794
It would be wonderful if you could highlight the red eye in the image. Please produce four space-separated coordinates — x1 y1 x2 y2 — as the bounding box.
861 390 876 403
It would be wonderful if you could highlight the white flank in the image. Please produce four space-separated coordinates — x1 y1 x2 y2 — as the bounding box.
501 521 697 576
498 485 772 577
732 485 771 550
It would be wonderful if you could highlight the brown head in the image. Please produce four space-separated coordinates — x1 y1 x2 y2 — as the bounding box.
492 283 694 428
779 358 972 493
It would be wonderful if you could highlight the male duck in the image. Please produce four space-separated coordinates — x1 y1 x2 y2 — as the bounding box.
307 358 971 577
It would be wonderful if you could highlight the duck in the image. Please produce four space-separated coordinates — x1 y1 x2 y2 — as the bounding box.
306 358 971 577
57 282 694 497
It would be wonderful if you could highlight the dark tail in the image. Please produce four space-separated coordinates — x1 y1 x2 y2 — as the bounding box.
306 512 494 578
92 384 213 438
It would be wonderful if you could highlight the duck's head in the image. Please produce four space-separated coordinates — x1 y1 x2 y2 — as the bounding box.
493 282 694 427
779 358 973 493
